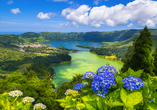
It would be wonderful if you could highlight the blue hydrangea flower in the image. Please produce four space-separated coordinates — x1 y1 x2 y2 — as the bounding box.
122 76 144 91
95 89 108 98
82 71 96 79
70 109 78 110
97 65 117 75
91 72 116 98
150 99 154 103
73 83 83 91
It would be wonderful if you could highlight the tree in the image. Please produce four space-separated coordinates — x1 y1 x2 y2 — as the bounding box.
121 26 155 80
27 70 38 80
152 47 157 75
121 46 133 73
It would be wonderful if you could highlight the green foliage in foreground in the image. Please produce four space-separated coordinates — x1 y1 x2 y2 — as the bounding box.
1 65 157 110
56 67 157 110
0 70 62 110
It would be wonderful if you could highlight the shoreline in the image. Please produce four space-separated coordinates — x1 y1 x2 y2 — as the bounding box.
49 60 73 79
48 60 73 68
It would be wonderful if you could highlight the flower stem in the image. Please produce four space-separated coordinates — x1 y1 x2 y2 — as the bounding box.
11 96 18 105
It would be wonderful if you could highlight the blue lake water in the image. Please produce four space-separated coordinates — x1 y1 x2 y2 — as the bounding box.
42 41 106 50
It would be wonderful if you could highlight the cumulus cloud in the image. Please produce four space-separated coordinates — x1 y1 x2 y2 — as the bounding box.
127 23 133 27
10 8 21 14
7 0 13 5
52 0 68 2
62 5 91 26
62 0 157 27
94 0 102 5
37 12 56 20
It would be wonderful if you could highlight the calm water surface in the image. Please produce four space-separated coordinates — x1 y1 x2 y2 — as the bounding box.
42 41 123 89
42 41 105 50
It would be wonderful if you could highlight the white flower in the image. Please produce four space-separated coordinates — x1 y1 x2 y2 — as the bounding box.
22 96 35 104
8 90 23 97
33 103 46 110
64 89 74 95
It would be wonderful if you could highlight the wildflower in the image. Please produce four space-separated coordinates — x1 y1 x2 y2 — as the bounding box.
97 65 117 75
73 83 83 91
82 71 96 79
122 76 144 91
64 89 74 95
70 109 78 110
8 90 23 97
22 96 35 104
33 103 46 110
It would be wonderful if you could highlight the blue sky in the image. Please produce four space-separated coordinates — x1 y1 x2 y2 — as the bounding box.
0 0 157 33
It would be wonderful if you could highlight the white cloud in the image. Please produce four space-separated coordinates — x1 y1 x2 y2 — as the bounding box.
94 0 102 5
7 0 13 5
62 0 157 27
146 19 156 27
37 12 56 20
64 22 70 26
52 0 68 2
10 8 21 14
72 22 79 27
62 5 91 26
127 23 133 27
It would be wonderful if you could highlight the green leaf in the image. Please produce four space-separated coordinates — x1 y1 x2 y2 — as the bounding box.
66 96 75 108
142 81 150 98
151 92 157 98
55 99 66 103
76 102 85 110
96 97 104 110
131 69 143 78
126 91 143 106
115 76 123 88
112 101 124 107
85 102 97 110
108 89 121 102
146 74 157 91
147 102 157 110
82 93 97 101
120 88 128 105
122 67 134 78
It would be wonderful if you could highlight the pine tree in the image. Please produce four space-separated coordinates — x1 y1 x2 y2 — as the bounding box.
152 47 157 75
121 46 133 73
121 26 155 80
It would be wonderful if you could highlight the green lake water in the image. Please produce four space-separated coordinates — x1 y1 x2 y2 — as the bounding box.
52 51 123 88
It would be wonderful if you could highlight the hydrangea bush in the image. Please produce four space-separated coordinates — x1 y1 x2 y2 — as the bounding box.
0 90 47 110
56 65 157 110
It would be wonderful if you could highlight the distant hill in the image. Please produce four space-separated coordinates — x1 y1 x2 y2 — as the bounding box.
0 42 19 51
19 29 157 42
0 28 157 50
